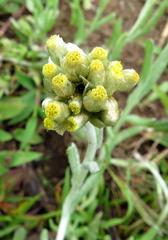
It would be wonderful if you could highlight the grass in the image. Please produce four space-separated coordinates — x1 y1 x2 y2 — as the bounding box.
0 0 168 239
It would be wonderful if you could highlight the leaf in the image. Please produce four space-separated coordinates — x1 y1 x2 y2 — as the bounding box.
61 168 71 202
153 85 168 115
9 91 35 125
13 128 43 145
140 40 154 81
71 0 86 44
0 129 12 142
0 225 18 238
13 195 41 214
144 82 168 104
102 169 134 228
20 114 38 148
0 97 25 120
13 227 27 240
137 227 158 240
10 150 42 167
126 115 168 132
108 18 123 48
92 12 115 30
16 70 34 90
40 229 49 240
128 0 157 40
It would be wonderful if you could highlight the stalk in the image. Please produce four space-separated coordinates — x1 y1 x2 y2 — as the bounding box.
55 123 102 240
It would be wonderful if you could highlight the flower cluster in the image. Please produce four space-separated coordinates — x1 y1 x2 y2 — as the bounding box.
42 35 139 135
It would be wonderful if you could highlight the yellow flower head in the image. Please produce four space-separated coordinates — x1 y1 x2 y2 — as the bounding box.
91 47 108 60
45 102 61 120
52 74 68 88
65 51 84 66
90 86 107 101
110 61 123 79
42 63 57 78
66 116 78 132
132 71 140 83
46 35 56 49
69 102 80 115
66 114 88 132
46 35 64 50
90 60 104 72
123 69 140 90
43 117 55 130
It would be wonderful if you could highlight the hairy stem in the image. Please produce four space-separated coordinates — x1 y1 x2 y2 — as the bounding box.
55 123 102 240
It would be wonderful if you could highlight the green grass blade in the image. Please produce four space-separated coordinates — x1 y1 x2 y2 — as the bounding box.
140 40 154 81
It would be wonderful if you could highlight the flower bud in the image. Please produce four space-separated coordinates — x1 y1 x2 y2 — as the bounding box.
44 101 70 122
42 97 52 109
43 117 65 135
42 63 58 92
62 50 89 82
100 97 119 126
42 63 57 79
122 69 140 91
88 60 105 86
65 113 88 132
69 96 82 115
43 117 55 130
46 35 67 64
52 73 75 98
83 86 108 112
89 47 108 61
105 61 124 95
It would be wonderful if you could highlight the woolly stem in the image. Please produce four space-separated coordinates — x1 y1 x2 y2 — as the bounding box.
55 123 102 240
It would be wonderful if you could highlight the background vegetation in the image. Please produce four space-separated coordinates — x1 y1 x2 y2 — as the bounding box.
0 0 168 239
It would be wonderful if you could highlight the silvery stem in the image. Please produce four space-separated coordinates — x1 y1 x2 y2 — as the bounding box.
55 123 102 240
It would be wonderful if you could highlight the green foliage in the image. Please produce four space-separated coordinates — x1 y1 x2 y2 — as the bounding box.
13 227 27 240
11 0 59 42
71 0 115 44
40 229 49 240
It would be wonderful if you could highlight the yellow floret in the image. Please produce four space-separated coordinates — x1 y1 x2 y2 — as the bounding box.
66 117 78 132
91 47 108 60
43 117 55 130
46 35 57 49
65 51 83 66
42 63 57 78
69 102 80 115
45 102 61 119
132 71 140 83
52 74 68 88
90 86 107 101
110 61 123 79
90 60 104 72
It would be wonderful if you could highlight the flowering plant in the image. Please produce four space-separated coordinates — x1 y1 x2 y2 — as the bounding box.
42 35 139 240
42 35 139 135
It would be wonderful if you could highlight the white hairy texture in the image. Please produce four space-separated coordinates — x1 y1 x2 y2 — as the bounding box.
66 43 85 56
48 57 53 63
55 35 66 48
42 97 52 109
123 69 135 75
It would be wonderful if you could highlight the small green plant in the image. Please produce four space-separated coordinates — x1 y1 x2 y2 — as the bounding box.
42 35 139 240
